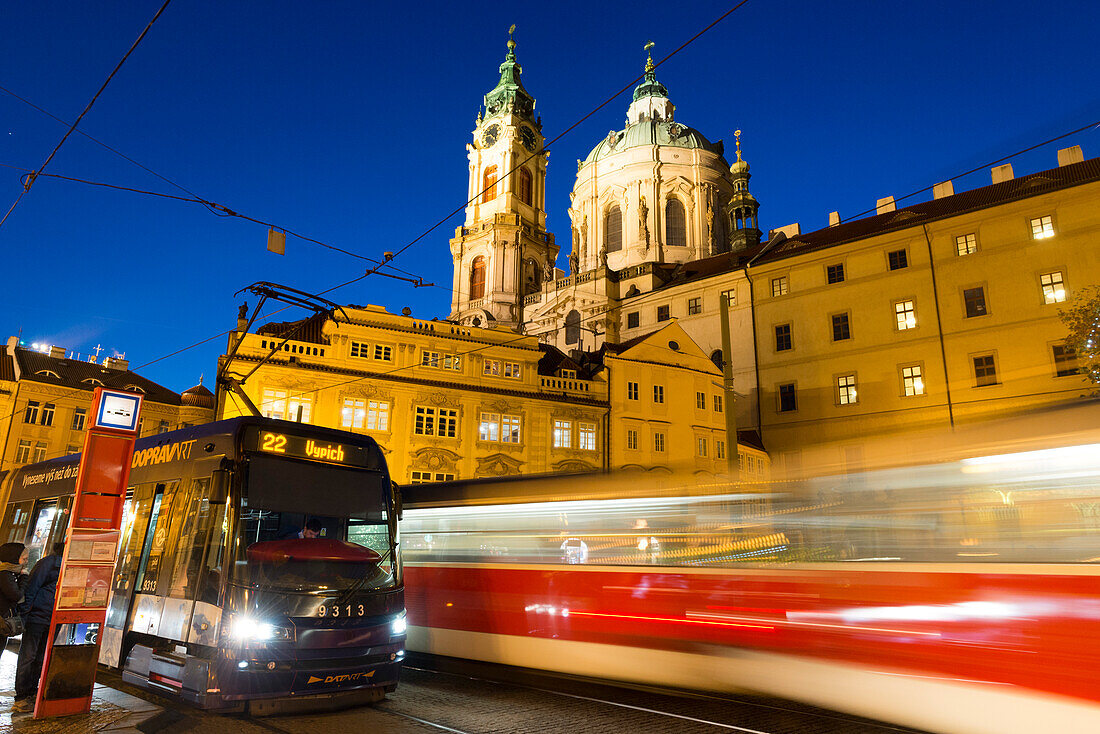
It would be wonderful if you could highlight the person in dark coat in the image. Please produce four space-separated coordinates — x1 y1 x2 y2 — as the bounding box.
0 542 27 656
12 541 64 713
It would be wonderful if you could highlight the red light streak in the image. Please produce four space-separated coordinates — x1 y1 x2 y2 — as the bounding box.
569 610 774 630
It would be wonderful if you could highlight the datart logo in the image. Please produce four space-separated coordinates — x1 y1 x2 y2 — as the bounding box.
306 670 375 685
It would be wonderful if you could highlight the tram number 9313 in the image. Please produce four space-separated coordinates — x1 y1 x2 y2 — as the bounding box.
318 603 366 618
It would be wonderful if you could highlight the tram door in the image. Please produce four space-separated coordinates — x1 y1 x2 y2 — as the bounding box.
100 482 169 667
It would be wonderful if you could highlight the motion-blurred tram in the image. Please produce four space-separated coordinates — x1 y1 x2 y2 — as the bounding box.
0 417 406 715
400 404 1100 734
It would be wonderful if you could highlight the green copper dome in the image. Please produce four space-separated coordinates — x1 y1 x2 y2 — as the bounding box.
632 54 668 102
582 120 724 166
483 38 536 122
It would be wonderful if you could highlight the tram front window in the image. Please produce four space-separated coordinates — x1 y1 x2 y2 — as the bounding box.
232 455 395 593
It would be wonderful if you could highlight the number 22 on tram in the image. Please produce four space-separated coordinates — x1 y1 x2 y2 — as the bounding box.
0 417 406 715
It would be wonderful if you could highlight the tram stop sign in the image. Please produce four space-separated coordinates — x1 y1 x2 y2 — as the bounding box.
34 387 142 719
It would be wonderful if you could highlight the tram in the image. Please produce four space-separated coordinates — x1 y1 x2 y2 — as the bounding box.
0 417 405 715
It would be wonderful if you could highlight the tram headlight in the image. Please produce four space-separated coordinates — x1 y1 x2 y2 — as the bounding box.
228 615 290 643
390 611 407 637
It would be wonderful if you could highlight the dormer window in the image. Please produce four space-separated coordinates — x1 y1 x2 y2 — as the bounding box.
35 369 61 379
82 378 105 387
560 369 577 379
123 384 146 393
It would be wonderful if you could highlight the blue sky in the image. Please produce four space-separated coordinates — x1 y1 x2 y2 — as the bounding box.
1 1 1097 392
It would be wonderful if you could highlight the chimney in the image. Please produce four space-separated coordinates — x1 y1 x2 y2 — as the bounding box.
991 164 1014 184
768 223 801 239
932 181 955 199
828 211 841 226
6 336 17 351
1057 145 1084 167
6 336 21 381
49 345 65 359
104 357 130 371
876 196 896 214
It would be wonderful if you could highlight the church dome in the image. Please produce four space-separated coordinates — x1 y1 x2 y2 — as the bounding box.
181 383 215 409
582 119 721 167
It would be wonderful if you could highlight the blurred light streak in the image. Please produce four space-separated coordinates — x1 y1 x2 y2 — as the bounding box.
688 611 942 638
570 610 774 630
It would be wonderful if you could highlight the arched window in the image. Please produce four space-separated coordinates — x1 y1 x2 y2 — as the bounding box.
605 205 623 252
482 166 497 203
470 256 486 299
518 168 533 206
665 198 687 246
710 349 724 371
565 310 581 345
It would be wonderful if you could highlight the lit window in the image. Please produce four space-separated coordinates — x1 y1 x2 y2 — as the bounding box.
626 429 638 450
481 166 497 203
414 406 457 437
373 345 393 361
627 312 639 329
963 287 987 318
560 369 577 379
1030 215 1054 239
653 385 664 403
687 297 701 315
713 395 722 412
973 355 997 387
775 323 792 352
341 398 366 428
887 249 908 270
831 313 851 341
443 354 462 371
654 432 666 452
72 408 86 431
410 471 455 484
716 440 726 459
470 256 487 299
40 403 55 426
32 442 47 463
771 276 788 297
15 440 32 464
895 300 916 330
366 400 390 431
504 362 521 379
553 420 572 448
627 381 639 400
721 289 736 306
422 351 440 368
350 341 369 358
483 359 501 377
1052 344 1080 377
479 412 500 441
696 392 706 409
956 233 977 256
1040 271 1066 304
778 383 797 413
837 374 857 405
826 263 845 284
502 414 521 443
696 437 708 457
579 423 596 451
656 305 670 322
260 388 287 420
902 365 924 396
24 401 39 424
518 168 533 206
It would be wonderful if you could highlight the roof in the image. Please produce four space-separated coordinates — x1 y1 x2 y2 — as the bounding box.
13 347 182 405
737 429 765 452
582 119 723 166
0 346 15 382
755 156 1100 264
257 312 330 345
537 343 600 380
181 383 216 408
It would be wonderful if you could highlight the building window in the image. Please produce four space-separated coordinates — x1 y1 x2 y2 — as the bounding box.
504 362 521 379
695 392 706 409
627 381 639 400
373 344 393 361
66 445 80 456
973 355 997 387
470 256 486 300
479 412 500 441
963 286 987 318
836 374 858 405
956 233 977 256
892 300 916 330
72 408 86 431
342 398 367 428
32 442 47 462
902 365 925 396
713 395 723 412
656 305 670 322
696 437 708 457
421 351 440 368
653 385 664 403
771 276 788 297
887 249 908 270
553 419 572 448
483 359 501 376
24 401 39 424
15 440 32 464
350 341 369 358
40 403 55 426
560 369 577 379
157 420 171 434
687 297 701 315
1052 344 1080 377
517 168 533 206
778 383 797 413
1030 215 1054 239
502 414 521 443
579 423 596 451
626 311 639 329
366 400 390 431
831 313 851 341
721 288 736 306
605 205 623 252
716 440 726 459
826 263 845 284
414 406 457 437
626 429 638 450
775 323 792 352
1040 271 1066 304
665 198 687 246
481 166 497 203
654 432 666 452
410 471 455 484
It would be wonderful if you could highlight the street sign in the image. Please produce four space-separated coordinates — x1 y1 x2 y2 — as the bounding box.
34 387 142 719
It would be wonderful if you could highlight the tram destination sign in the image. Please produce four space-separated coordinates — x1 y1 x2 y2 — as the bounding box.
245 427 375 468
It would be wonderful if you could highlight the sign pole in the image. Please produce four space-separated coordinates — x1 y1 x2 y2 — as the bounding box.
33 387 142 719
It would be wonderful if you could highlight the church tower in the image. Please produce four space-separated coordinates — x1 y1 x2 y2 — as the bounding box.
449 32 557 329
727 130 761 252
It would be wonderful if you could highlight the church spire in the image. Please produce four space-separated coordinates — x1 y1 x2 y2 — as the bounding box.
727 129 760 253
626 41 674 123
483 27 536 123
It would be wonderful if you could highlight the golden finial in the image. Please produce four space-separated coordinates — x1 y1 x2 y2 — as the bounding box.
508 24 516 50
644 40 655 72
735 129 743 161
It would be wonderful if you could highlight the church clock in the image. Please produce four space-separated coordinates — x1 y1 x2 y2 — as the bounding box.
520 126 537 152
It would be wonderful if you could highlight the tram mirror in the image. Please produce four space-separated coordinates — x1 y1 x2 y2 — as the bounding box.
392 481 403 521
210 469 230 505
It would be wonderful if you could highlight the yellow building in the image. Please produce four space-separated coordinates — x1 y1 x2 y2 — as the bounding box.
0 336 215 476
749 150 1098 474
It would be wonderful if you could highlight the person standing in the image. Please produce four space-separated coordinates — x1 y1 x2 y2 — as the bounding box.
0 542 27 656
12 541 64 713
